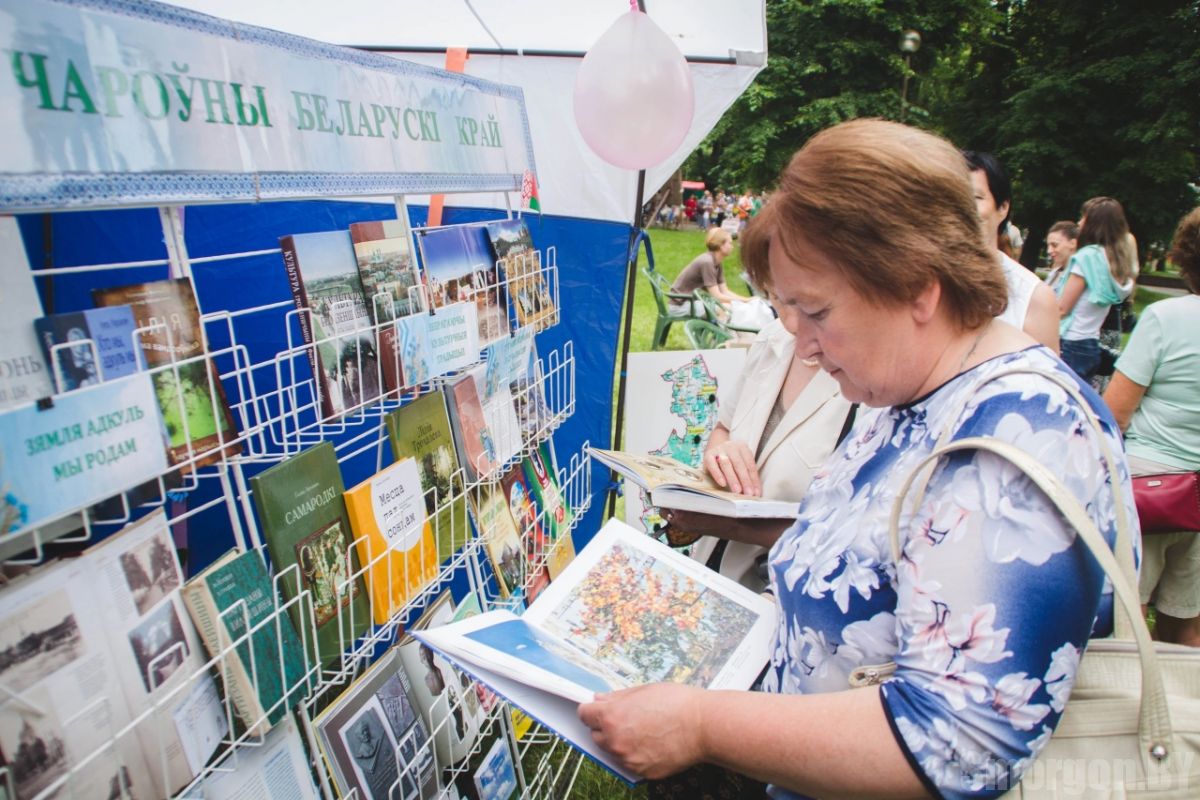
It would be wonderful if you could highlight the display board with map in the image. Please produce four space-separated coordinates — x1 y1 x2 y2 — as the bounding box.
622 350 747 532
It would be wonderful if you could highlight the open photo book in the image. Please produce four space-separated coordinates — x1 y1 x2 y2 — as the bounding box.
588 447 801 519
413 518 777 782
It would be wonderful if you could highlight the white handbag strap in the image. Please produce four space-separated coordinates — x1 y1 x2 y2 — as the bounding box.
889 436 1172 761
896 362 1137 638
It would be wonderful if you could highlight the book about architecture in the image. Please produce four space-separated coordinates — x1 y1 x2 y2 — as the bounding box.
0 216 53 409
385 391 471 564
396 593 486 769
414 518 777 782
34 305 139 391
199 714 318 800
180 547 309 736
344 456 439 624
468 481 525 602
249 442 371 665
313 647 437 800
414 224 508 346
92 277 241 471
77 509 227 795
349 218 423 394
278 231 382 419
484 218 555 332
590 447 802 519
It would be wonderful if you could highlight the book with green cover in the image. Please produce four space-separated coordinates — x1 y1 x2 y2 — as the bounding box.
181 548 309 735
385 392 471 564
250 442 370 664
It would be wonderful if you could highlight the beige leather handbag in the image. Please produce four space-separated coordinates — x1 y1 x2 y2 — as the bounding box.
854 365 1200 797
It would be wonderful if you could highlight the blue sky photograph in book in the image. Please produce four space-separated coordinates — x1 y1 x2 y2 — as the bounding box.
465 618 616 697
474 737 518 800
538 542 759 688
416 225 507 346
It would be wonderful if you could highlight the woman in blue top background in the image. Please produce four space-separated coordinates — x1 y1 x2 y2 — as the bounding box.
1056 197 1137 380
579 119 1136 799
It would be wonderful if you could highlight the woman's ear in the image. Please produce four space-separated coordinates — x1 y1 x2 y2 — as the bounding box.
911 281 942 324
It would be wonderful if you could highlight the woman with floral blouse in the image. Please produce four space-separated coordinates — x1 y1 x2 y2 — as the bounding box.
579 119 1137 799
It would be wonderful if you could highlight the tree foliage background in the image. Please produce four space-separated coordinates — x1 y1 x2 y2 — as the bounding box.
686 0 1200 263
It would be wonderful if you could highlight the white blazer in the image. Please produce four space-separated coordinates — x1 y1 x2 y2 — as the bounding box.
691 320 853 589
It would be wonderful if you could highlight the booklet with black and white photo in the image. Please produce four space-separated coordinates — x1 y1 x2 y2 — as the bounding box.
413 518 776 782
588 447 801 518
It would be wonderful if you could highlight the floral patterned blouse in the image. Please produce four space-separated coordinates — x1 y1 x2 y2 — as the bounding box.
762 347 1138 800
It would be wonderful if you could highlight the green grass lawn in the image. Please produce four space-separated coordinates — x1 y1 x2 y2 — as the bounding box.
623 228 753 353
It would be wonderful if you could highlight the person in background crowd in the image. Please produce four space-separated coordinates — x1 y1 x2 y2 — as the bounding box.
668 227 748 317
582 119 1134 800
1044 219 1079 288
1104 205 1200 646
1057 197 1137 380
698 190 713 230
963 150 1061 351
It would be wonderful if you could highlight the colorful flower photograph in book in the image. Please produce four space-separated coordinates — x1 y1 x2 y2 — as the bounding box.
542 543 757 687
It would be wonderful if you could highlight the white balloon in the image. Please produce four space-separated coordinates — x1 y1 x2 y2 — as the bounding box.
573 10 695 170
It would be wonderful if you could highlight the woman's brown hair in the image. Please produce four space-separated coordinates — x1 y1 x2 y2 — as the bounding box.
744 119 1006 330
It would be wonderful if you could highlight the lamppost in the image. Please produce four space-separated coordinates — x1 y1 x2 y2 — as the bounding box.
899 29 921 122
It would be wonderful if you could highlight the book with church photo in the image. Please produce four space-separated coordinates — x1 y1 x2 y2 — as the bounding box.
349 218 423 394
414 517 776 782
484 218 555 332
588 447 802 519
279 230 381 419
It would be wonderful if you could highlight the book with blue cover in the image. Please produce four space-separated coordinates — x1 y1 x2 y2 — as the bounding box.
35 306 139 391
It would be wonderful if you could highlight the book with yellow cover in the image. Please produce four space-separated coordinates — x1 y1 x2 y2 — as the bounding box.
344 457 439 624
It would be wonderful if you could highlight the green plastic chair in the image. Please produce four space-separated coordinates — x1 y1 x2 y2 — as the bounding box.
693 288 761 336
684 318 733 350
643 268 697 350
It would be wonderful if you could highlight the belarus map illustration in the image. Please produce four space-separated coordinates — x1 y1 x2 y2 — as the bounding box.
640 354 720 532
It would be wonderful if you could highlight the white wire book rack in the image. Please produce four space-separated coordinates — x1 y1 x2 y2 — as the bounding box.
0 202 599 800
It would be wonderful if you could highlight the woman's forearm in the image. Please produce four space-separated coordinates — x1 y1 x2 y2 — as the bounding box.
582 684 928 799
698 688 929 800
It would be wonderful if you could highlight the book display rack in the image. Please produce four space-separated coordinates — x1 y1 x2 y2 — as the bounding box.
0 2 601 798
